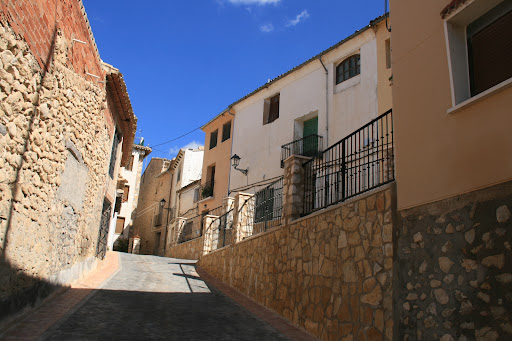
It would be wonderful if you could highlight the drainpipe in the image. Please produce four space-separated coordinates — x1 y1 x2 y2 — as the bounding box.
226 106 235 197
318 55 329 147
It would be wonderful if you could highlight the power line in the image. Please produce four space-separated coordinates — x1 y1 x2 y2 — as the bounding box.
151 126 202 148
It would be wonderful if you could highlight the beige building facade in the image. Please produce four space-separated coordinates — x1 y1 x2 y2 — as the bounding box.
198 110 234 214
131 158 173 256
107 143 151 250
391 0 512 339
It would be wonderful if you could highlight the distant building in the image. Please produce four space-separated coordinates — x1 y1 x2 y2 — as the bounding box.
132 147 203 256
131 158 174 256
198 111 234 215
107 143 151 251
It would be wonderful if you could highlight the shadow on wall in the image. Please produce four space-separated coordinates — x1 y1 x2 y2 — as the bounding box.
0 4 86 327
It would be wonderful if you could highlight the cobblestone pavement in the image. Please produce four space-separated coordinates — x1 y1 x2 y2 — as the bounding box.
38 253 290 341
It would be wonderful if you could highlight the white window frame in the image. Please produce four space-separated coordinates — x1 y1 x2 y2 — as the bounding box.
444 0 512 112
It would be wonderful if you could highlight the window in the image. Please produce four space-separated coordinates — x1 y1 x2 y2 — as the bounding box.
445 0 512 105
222 121 231 142
154 199 165 226
176 165 181 182
108 130 121 178
115 217 125 234
127 155 134 171
467 5 512 96
336 54 360 84
122 185 129 202
209 129 218 149
263 94 280 125
385 39 391 69
194 188 200 202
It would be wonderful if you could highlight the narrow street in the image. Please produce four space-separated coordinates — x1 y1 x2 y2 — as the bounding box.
8 253 295 341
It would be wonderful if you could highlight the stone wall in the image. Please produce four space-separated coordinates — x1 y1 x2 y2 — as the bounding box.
0 20 112 321
199 184 395 340
396 181 512 340
166 236 204 261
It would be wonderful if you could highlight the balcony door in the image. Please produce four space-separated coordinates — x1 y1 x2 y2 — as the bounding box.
303 116 318 157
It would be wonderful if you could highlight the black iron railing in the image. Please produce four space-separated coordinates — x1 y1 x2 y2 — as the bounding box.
254 176 283 227
281 134 324 168
303 110 394 215
177 214 203 244
207 205 224 217
199 180 215 200
209 208 233 250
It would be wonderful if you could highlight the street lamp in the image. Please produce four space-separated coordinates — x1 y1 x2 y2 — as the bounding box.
230 154 248 175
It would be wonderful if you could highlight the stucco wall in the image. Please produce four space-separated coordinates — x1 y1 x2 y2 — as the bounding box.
390 0 512 210
199 185 396 341
200 112 233 212
229 26 390 194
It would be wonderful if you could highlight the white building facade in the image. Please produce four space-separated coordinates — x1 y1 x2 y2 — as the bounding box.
107 144 152 250
229 17 391 193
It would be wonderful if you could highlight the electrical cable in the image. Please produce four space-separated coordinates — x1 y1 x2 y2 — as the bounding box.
151 126 202 148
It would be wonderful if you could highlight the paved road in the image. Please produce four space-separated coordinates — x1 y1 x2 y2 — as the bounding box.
39 253 289 341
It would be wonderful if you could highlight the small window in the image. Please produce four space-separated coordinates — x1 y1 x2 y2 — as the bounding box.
194 188 200 202
127 155 134 171
122 185 129 202
263 94 280 125
108 130 121 178
222 121 231 142
115 217 125 234
336 54 360 84
385 39 391 69
209 129 218 149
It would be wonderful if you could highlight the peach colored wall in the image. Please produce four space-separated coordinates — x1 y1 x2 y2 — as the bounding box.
390 0 512 210
200 112 234 212
375 21 393 114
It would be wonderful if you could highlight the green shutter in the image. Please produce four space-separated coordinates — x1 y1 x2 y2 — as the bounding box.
303 117 319 157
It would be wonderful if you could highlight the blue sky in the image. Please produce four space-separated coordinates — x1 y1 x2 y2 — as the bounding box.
84 0 386 162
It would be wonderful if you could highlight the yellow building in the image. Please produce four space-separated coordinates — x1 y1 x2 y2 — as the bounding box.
197 109 235 214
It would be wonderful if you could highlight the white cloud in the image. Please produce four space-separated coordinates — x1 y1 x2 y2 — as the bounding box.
226 0 280 5
286 9 310 27
260 23 274 32
169 140 203 156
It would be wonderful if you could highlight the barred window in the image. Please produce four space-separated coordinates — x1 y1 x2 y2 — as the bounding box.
336 54 360 84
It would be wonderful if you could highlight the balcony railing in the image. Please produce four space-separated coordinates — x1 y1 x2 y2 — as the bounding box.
198 180 215 201
303 109 394 216
281 134 324 168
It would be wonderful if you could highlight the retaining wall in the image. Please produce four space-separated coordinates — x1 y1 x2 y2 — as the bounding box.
199 184 396 340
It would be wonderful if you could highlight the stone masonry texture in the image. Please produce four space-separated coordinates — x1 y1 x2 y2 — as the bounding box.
396 180 512 340
166 236 204 261
0 4 118 323
199 184 396 341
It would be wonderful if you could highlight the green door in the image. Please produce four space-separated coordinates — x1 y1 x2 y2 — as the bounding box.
303 117 318 157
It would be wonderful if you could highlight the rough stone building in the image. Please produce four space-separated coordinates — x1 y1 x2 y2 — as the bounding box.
107 143 151 251
132 158 174 256
0 0 136 324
